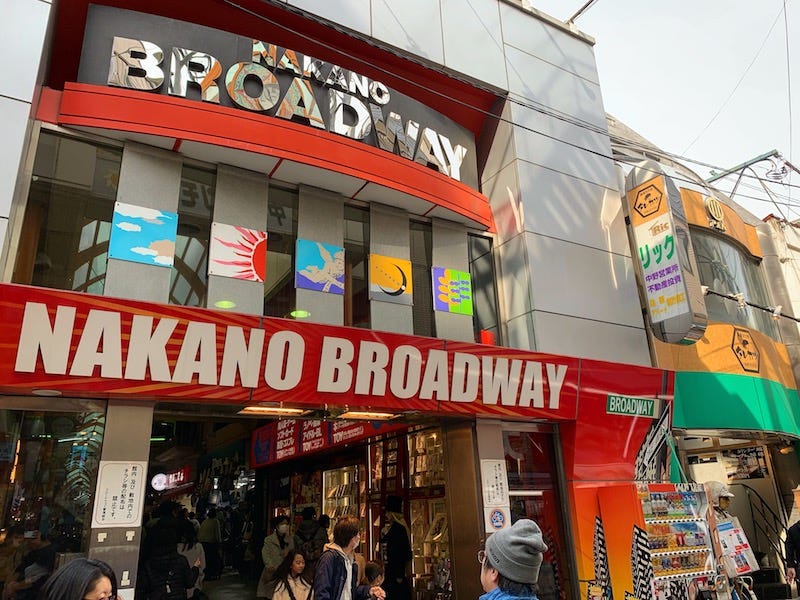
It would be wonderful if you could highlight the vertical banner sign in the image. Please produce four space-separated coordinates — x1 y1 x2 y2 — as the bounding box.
92 461 146 528
625 161 707 344
481 459 511 533
276 420 299 461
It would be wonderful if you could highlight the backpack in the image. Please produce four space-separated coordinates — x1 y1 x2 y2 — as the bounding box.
296 525 324 563
143 555 191 600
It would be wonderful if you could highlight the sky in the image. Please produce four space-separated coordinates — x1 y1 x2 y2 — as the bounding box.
530 0 800 221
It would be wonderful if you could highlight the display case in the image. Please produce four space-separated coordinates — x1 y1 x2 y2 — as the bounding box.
323 464 366 522
598 482 716 600
408 430 445 488
410 498 451 600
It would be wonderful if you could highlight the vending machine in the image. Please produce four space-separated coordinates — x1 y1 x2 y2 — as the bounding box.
598 482 717 600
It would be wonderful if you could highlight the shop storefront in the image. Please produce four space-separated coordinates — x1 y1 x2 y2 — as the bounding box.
0 282 675 600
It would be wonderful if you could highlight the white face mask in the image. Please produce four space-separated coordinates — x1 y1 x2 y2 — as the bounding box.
277 523 289 535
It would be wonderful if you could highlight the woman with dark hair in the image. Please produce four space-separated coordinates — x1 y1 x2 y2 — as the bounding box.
177 520 206 599
257 515 295 599
39 558 117 600
271 550 312 600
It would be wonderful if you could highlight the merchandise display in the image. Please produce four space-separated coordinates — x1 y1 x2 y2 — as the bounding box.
323 465 366 521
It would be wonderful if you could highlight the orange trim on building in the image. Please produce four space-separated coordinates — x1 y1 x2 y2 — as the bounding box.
681 188 762 258
46 83 493 230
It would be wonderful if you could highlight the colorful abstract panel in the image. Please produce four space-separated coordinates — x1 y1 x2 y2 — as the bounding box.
369 254 413 305
432 266 473 315
295 238 345 294
208 222 267 282
109 202 178 268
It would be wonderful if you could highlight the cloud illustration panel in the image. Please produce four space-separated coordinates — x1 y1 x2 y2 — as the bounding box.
109 202 178 268
208 222 267 282
295 238 345 294
369 254 413 305
432 266 473 315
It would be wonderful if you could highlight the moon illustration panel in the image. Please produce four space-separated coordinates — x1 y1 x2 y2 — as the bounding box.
208 222 267 282
369 254 413 305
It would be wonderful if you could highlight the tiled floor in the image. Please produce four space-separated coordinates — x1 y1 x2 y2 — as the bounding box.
204 568 259 600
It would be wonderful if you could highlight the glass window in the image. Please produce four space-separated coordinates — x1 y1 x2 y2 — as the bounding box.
410 222 435 337
170 166 215 307
344 206 370 328
264 187 298 318
504 430 571 600
13 133 121 292
0 409 105 562
691 229 779 339
469 234 500 345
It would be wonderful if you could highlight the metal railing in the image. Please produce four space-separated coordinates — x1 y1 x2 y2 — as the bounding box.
734 483 787 570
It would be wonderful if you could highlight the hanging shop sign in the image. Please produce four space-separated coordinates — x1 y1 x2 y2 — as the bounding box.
77 6 478 189
252 419 405 468
625 160 707 344
0 283 578 420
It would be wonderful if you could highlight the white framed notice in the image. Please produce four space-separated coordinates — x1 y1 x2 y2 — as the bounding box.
481 459 510 506
91 461 147 528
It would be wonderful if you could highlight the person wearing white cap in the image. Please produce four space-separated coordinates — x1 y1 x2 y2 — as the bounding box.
477 519 547 600
705 480 735 520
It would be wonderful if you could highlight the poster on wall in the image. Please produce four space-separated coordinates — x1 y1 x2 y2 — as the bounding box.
91 461 146 528
722 447 768 480
481 459 511 533
109 202 178 268
431 266 473 315
295 239 345 294
208 222 267 282
369 254 413 305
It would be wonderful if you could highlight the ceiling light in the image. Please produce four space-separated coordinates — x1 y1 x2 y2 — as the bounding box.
289 309 311 319
214 300 237 309
32 389 62 397
238 406 312 417
337 410 398 421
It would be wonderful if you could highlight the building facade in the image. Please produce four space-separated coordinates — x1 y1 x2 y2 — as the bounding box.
2 1 799 600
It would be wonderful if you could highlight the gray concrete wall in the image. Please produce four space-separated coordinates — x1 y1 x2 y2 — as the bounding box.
207 165 269 315
369 203 413 334
296 185 344 325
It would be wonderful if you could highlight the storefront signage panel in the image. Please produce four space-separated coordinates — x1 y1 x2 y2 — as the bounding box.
625 160 707 344
0 284 577 420
251 419 405 468
77 6 478 189
91 460 146 528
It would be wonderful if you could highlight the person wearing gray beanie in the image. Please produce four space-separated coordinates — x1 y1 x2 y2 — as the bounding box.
479 519 547 600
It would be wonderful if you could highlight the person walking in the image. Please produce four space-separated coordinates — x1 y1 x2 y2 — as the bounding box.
197 509 223 581
294 508 327 576
271 550 313 600
380 496 412 600
478 519 548 600
177 520 206 599
139 528 201 600
312 515 384 600
39 558 117 600
258 515 295 599
786 519 800 587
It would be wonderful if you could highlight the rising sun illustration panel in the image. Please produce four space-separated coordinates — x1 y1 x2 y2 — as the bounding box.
208 222 267 282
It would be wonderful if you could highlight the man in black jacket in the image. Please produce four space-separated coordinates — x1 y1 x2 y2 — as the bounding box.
312 516 384 600
786 520 800 585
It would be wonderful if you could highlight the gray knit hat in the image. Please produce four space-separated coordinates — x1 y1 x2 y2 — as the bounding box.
484 519 547 584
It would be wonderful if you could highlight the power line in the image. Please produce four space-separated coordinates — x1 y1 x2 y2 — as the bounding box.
681 4 785 155
226 0 794 214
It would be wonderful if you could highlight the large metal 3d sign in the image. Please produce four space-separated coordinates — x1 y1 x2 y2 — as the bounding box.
78 6 477 187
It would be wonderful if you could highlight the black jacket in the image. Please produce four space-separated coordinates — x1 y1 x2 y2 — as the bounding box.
140 552 199 600
786 521 800 569
312 547 370 600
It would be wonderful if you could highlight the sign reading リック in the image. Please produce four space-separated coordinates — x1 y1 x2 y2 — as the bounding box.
92 461 146 528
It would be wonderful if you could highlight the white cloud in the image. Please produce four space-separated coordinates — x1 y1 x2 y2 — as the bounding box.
115 202 166 221
130 247 158 256
116 222 141 232
153 255 174 266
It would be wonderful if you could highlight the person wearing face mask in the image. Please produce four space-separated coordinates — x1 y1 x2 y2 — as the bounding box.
312 516 384 600
258 516 295 600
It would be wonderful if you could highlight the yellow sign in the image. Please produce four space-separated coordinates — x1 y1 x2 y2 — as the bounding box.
368 254 413 305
